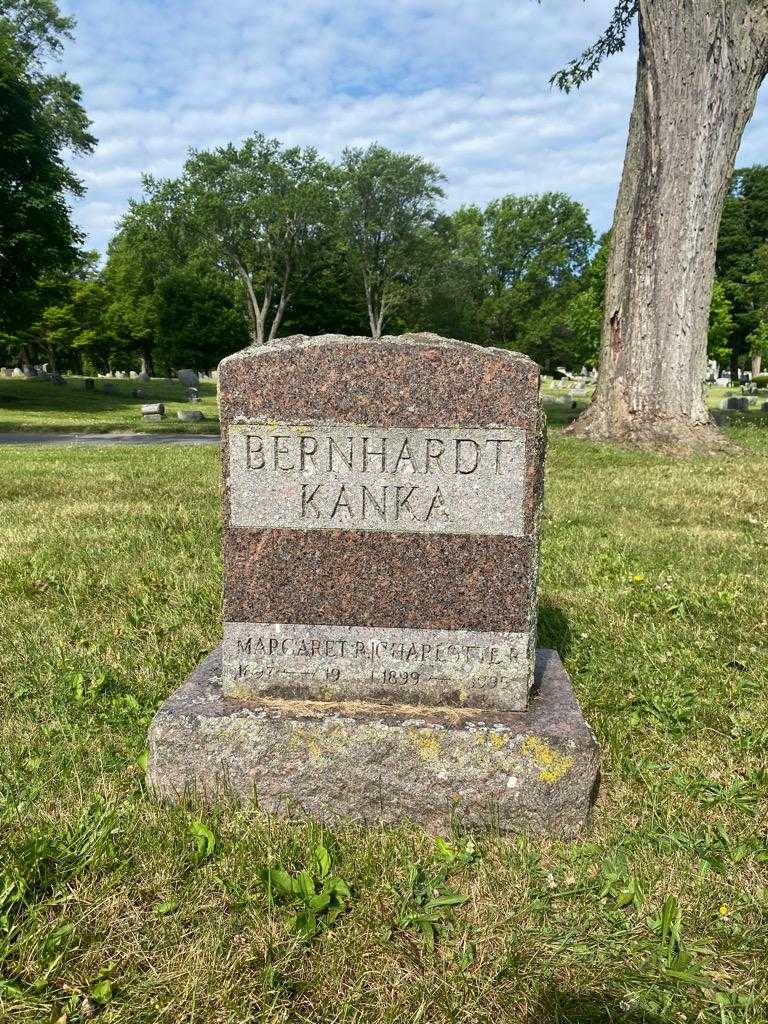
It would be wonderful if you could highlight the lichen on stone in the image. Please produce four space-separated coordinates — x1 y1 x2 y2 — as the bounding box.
287 726 325 762
409 728 443 762
521 735 572 783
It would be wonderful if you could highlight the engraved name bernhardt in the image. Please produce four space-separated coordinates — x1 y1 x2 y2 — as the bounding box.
243 430 520 523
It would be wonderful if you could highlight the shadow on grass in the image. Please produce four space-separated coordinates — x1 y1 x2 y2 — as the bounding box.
537 601 571 659
532 988 667 1023
542 400 584 429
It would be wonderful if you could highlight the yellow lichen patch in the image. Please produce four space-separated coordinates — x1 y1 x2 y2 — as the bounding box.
521 735 572 784
287 727 325 762
409 729 443 762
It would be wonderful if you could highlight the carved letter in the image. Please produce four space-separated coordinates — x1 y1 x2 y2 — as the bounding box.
425 438 445 473
361 484 387 520
273 435 294 470
328 437 354 471
395 485 418 519
455 439 480 474
301 483 322 519
236 637 252 656
486 437 516 473
246 435 265 469
362 435 387 471
330 485 354 518
393 438 416 473
299 435 318 470
424 485 449 521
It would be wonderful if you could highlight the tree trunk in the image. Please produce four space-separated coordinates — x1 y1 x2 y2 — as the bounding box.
752 353 762 376
140 349 155 377
568 0 768 452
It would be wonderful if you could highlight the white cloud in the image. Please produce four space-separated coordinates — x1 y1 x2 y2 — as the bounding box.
58 0 768 253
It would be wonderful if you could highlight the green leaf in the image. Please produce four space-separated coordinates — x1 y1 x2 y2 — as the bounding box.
90 979 113 1005
262 868 293 897
291 910 317 938
419 919 435 948
188 819 216 861
424 892 468 909
434 837 455 863
294 870 316 901
328 877 351 900
308 891 331 912
313 844 331 879
154 899 179 916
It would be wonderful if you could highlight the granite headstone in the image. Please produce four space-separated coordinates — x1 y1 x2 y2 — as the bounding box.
148 334 600 836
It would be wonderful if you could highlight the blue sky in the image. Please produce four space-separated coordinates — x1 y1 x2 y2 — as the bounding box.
59 0 768 255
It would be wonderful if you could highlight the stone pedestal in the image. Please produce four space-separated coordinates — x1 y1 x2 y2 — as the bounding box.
147 647 599 837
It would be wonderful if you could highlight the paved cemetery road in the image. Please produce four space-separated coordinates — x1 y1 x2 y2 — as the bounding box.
0 432 221 446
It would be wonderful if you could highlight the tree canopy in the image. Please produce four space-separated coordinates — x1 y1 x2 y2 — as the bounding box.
0 0 94 341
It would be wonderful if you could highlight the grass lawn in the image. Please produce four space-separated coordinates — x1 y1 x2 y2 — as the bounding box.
1 423 767 1022
0 377 219 433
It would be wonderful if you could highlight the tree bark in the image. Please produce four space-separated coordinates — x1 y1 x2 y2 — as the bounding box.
568 0 768 452
140 348 155 377
752 353 763 376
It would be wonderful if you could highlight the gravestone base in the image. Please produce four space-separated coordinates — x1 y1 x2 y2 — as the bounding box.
147 647 600 837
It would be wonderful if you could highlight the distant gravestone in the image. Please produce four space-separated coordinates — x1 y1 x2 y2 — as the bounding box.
129 370 139 379
50 372 66 385
186 387 200 403
137 371 151 384
177 410 204 421
720 396 749 411
102 382 115 394
12 368 24 378
148 334 600 837
84 378 95 391
141 402 165 420
115 370 128 379
132 387 145 399
1 368 10 377
177 368 199 387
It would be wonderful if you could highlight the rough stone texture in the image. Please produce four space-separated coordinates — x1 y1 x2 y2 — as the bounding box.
178 410 205 421
147 647 600 837
218 334 545 708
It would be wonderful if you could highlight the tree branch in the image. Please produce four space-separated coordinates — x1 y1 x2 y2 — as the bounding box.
550 0 638 93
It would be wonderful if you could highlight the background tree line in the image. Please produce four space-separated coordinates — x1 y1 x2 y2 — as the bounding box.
2 129 608 376
3 0 768 389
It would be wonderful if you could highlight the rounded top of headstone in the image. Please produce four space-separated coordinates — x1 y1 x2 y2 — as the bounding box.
219 333 536 370
218 334 541 432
